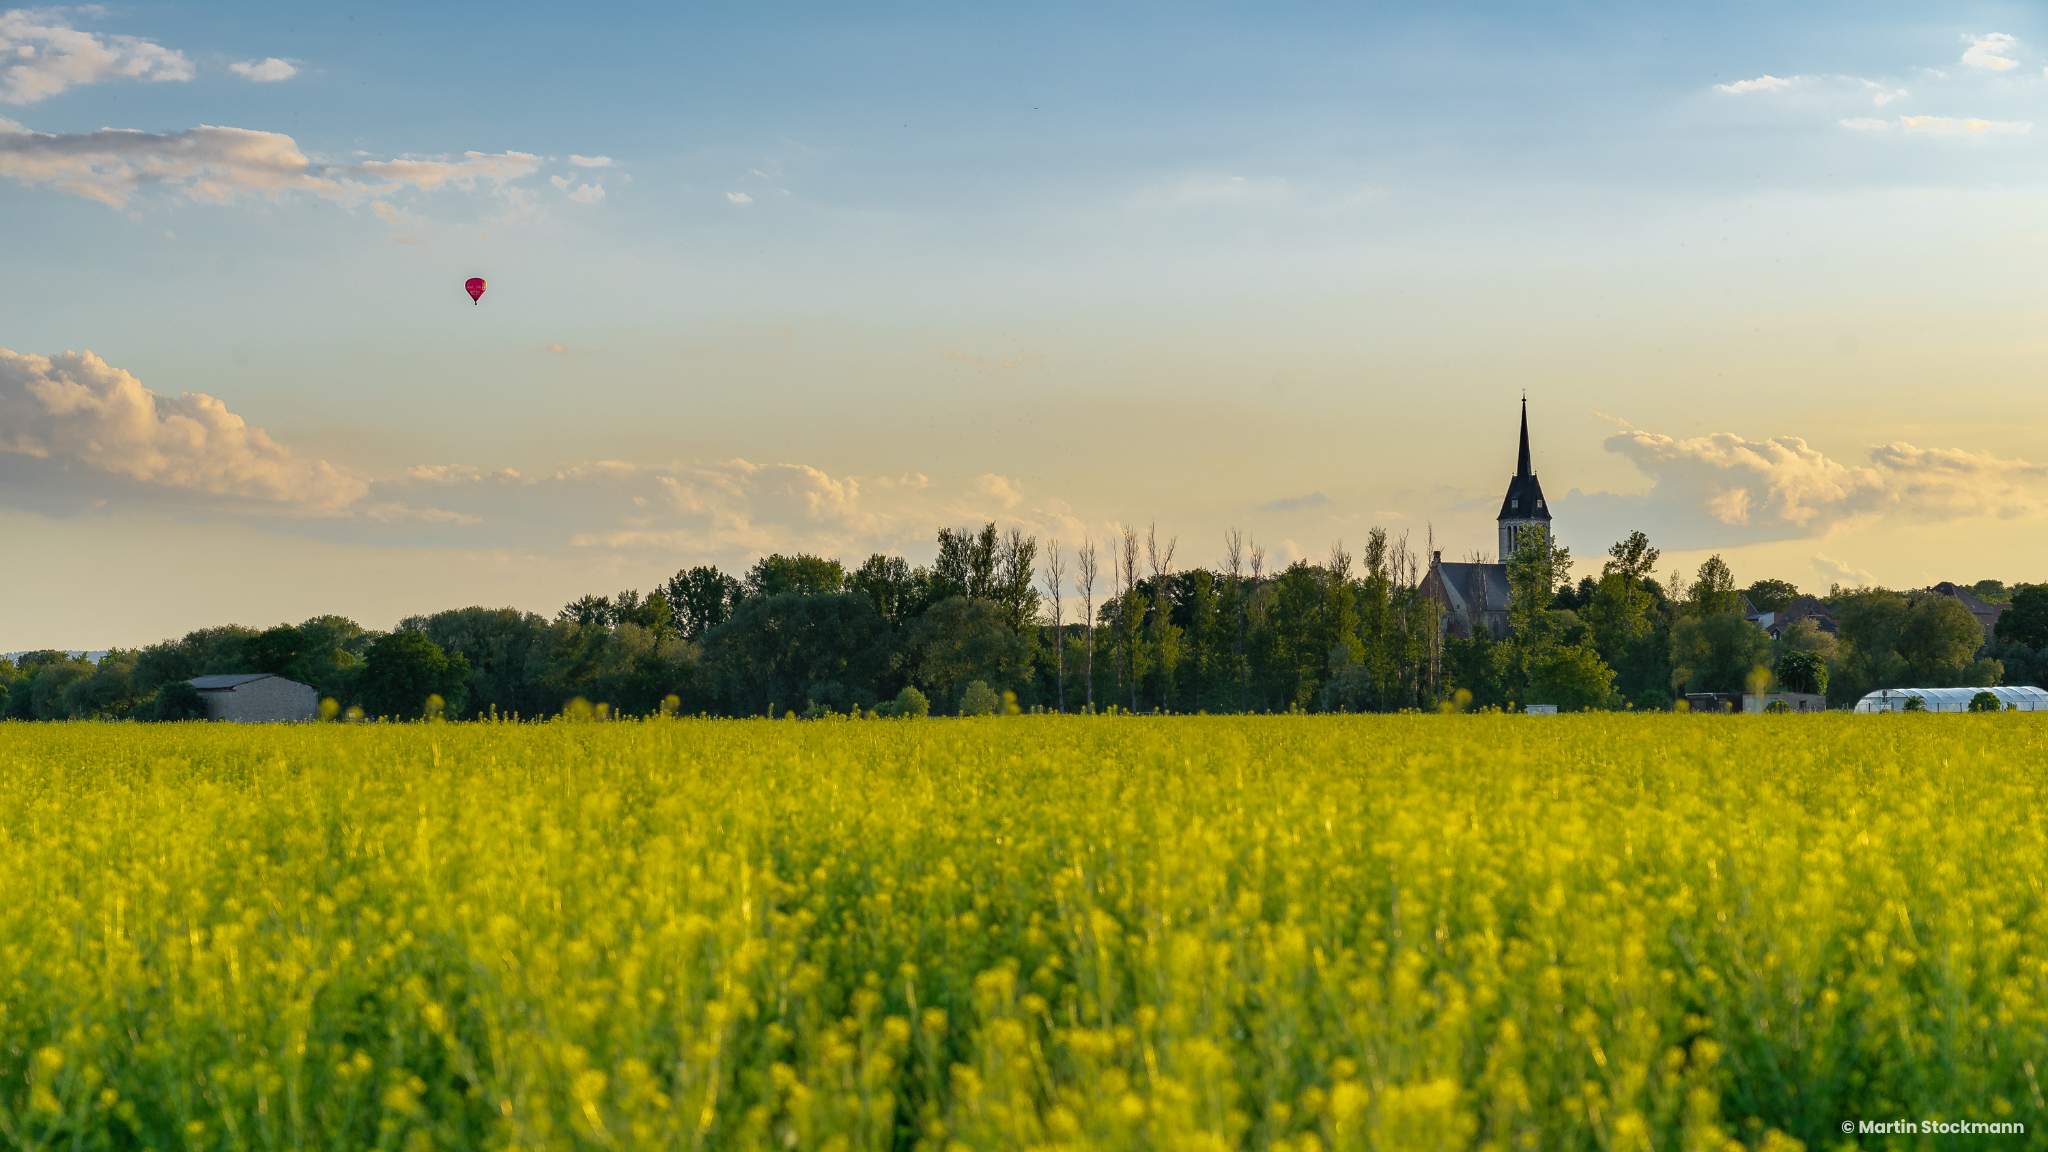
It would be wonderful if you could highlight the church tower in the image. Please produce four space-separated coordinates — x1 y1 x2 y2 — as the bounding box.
1497 395 1551 560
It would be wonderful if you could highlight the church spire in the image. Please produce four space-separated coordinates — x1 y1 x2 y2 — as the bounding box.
1516 391 1532 478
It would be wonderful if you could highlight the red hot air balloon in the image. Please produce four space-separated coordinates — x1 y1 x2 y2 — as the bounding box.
465 277 487 304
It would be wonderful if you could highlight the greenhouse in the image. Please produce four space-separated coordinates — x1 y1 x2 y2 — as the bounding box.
1853 686 2048 713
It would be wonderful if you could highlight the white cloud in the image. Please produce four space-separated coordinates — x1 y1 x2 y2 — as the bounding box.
1600 427 2048 544
568 154 612 168
0 348 367 512
354 150 542 191
228 57 297 83
1148 173 1294 207
0 348 1097 560
370 457 1093 564
403 464 522 485
1898 114 2032 136
1813 554 1876 588
0 8 193 105
1715 74 1800 94
567 181 604 204
725 190 753 205
1961 32 2019 72
0 121 546 208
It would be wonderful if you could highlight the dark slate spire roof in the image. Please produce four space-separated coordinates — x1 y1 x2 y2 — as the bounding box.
1498 395 1551 522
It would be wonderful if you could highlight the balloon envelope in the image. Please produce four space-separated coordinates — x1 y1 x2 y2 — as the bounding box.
465 277 486 303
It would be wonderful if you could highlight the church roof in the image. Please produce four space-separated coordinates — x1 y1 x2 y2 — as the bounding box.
1497 397 1551 523
1431 562 1511 611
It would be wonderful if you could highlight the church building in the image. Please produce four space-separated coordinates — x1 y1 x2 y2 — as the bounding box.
1421 397 1552 638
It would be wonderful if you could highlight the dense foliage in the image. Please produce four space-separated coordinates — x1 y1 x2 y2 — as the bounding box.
0 716 2043 1149
0 522 2028 719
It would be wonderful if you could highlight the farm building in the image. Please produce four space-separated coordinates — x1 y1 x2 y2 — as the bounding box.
1853 686 2048 714
189 674 320 722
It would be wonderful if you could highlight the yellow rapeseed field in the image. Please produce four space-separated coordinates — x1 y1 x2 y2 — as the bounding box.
1 716 2044 1151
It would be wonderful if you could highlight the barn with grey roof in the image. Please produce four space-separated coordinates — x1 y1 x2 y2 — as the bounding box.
189 673 319 722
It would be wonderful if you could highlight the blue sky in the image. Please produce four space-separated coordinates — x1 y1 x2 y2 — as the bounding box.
5 1 2048 646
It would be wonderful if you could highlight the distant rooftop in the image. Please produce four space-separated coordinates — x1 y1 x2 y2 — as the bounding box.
189 673 278 691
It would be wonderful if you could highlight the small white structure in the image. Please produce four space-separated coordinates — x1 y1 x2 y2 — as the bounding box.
1743 692 1827 713
190 674 320 722
1524 704 1559 715
1853 686 2048 714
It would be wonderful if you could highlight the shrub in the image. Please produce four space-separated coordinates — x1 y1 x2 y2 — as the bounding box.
147 680 208 721
891 685 930 719
1903 696 1926 712
1969 691 2001 713
958 680 1000 717
1773 650 1828 696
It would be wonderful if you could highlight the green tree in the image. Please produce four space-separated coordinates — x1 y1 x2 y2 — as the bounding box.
1525 640 1616 711
1899 594 1989 684
1687 555 1742 616
1969 690 2002 712
1743 579 1800 614
957 680 1000 717
359 630 471 720
407 607 550 718
28 659 91 719
848 554 927 627
1829 589 1910 704
1995 585 2048 649
664 565 743 640
700 593 892 716
1505 526 1572 639
62 651 139 718
744 553 847 599
147 680 208 720
909 597 1032 711
1670 612 1772 696
1774 649 1828 696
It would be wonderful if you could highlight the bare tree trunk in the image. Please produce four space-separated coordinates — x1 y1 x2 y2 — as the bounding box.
1078 540 1098 713
1247 537 1266 711
1120 525 1142 712
1224 528 1245 710
1145 523 1177 713
1426 523 1440 703
1043 539 1066 713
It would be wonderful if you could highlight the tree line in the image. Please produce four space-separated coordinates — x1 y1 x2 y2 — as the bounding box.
4 520 2044 720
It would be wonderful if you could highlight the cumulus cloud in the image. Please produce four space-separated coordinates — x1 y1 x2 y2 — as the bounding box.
567 181 604 204
567 154 612 168
725 190 753 205
369 458 1093 564
1594 426 2048 546
1715 74 1800 94
0 8 193 104
1898 114 2031 136
228 57 297 83
1813 554 1876 588
1840 114 2031 136
1961 32 2019 72
0 120 545 208
0 348 367 513
0 348 1098 562
403 464 522 485
353 150 542 191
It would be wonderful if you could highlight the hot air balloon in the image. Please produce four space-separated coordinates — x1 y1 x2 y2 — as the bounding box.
465 277 487 304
